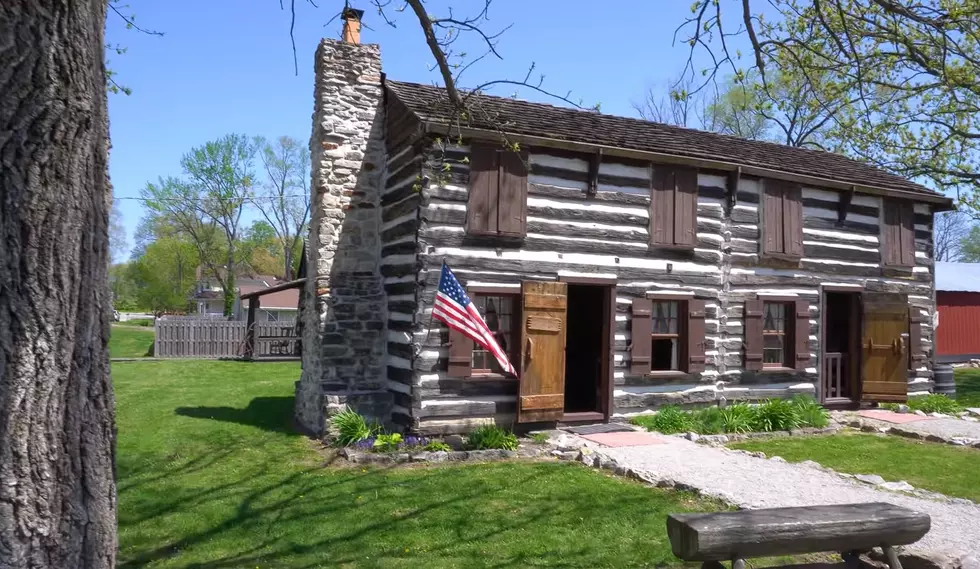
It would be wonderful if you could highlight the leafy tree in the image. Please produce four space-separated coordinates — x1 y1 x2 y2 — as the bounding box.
129 238 199 314
960 226 980 263
110 198 128 262
109 263 141 310
141 134 259 315
935 211 972 262
239 220 286 277
704 74 769 140
254 136 310 280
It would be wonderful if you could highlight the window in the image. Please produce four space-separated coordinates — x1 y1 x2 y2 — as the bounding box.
762 179 803 258
465 143 528 238
882 199 915 267
651 300 681 371
649 166 698 247
470 295 518 373
630 297 707 375
762 302 793 368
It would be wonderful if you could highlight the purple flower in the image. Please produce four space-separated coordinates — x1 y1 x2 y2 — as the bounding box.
353 437 376 449
402 435 427 448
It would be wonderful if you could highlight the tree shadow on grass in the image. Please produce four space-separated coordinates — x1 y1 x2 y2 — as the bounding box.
175 396 297 434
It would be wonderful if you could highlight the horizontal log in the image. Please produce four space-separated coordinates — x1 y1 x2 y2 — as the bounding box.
529 183 650 206
803 197 878 219
804 216 878 236
803 244 880 264
527 202 648 227
382 218 419 243
380 240 417 258
382 194 421 223
667 503 931 561
416 377 519 399
417 399 515 418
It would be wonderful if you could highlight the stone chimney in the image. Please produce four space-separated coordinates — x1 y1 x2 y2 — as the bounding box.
294 33 390 436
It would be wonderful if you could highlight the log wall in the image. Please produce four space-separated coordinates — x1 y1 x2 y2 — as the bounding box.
382 137 936 434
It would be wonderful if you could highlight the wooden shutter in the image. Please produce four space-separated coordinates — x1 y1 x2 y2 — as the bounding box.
744 300 764 371
762 180 784 255
649 167 675 246
497 150 528 237
782 184 804 258
448 328 473 378
861 293 909 402
518 281 567 423
630 298 652 375
899 202 915 266
674 167 698 247
686 299 706 373
466 143 499 236
794 299 810 371
882 200 904 266
909 310 927 370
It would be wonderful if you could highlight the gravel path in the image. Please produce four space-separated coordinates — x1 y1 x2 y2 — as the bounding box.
586 436 980 567
863 416 980 441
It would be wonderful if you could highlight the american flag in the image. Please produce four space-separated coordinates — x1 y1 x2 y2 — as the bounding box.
432 263 518 376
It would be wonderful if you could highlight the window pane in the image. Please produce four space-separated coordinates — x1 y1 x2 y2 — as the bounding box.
763 302 785 332
763 333 784 364
471 295 515 372
653 301 679 334
652 337 679 371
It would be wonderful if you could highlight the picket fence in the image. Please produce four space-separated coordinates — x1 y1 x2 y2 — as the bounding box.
154 318 299 359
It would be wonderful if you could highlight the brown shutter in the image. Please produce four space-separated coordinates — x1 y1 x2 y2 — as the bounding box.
497 150 528 237
909 309 926 370
762 180 784 255
518 281 568 423
630 298 652 375
686 299 706 373
674 167 698 247
782 184 803 258
882 200 900 266
899 202 915 266
794 299 810 371
465 143 499 236
744 299 764 371
448 328 473 378
649 167 674 246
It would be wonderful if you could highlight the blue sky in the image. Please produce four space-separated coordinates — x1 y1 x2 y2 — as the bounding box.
106 1 737 256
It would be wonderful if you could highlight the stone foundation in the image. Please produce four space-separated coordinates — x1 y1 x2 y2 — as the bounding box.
295 38 391 436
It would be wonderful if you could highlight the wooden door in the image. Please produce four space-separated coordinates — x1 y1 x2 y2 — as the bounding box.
518 281 568 423
861 293 909 403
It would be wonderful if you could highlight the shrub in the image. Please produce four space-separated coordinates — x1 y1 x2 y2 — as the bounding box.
909 394 961 414
530 432 551 444
792 395 829 428
423 440 452 452
630 406 694 434
330 408 374 446
373 433 403 452
692 407 724 434
752 399 802 432
467 425 519 450
720 403 755 434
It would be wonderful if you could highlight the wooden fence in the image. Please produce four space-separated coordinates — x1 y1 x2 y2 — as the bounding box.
154 319 299 359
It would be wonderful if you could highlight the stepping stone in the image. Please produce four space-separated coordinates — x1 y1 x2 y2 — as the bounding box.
966 408 980 418
579 431 671 447
858 410 932 424
563 423 634 435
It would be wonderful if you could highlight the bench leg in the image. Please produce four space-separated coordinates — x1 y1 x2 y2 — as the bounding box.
732 558 745 569
883 546 903 569
841 550 861 569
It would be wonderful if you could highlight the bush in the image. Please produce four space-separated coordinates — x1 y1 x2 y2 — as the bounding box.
752 399 801 432
792 395 829 428
529 432 551 444
373 433 403 452
630 406 694 434
909 394 961 414
330 408 374 446
423 440 452 452
691 407 725 434
123 318 155 327
467 425 519 450
720 403 755 434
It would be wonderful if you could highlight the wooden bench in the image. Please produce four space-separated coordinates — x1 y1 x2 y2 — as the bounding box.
667 503 930 569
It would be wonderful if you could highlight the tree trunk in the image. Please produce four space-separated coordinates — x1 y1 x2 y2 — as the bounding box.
224 245 236 316
0 2 116 568
283 245 294 281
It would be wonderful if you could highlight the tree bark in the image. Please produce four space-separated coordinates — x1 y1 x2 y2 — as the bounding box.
0 2 116 568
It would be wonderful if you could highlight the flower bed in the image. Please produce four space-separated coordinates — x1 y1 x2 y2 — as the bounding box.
630 396 832 436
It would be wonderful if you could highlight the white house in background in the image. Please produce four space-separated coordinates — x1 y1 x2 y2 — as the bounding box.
190 270 288 319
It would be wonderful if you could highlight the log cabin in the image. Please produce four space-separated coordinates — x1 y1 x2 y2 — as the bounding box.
293 26 954 437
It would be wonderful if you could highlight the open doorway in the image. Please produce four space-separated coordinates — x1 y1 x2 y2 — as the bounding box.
822 291 861 404
563 283 611 419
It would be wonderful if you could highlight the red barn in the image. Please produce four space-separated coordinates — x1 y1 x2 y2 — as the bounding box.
935 262 980 362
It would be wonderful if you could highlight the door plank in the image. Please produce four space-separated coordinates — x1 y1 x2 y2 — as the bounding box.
861 293 909 403
518 281 568 423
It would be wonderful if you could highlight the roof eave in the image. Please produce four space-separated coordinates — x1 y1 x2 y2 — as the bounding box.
421 120 955 208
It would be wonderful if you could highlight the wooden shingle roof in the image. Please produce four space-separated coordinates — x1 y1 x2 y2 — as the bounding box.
386 79 943 200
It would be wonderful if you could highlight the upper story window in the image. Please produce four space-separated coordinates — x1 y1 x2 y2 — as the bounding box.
761 179 803 259
649 166 698 248
465 143 528 238
882 199 915 267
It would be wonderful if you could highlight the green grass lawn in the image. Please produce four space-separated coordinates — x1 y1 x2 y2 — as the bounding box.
115 360 723 568
731 433 980 502
955 368 980 408
110 324 155 358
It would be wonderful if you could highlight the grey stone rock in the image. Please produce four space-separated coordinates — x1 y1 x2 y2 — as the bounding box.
447 451 469 461
769 456 787 463
550 449 564 457
949 438 974 446
501 450 518 459
966 407 980 418
959 556 980 569
444 434 465 450
685 432 700 442
798 460 822 469
896 404 910 413
914 410 928 416
426 451 448 463
855 474 886 485
930 412 951 418
879 480 915 492
558 451 579 461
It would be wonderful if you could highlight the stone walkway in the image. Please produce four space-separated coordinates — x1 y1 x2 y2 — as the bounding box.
851 410 980 443
571 433 980 568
